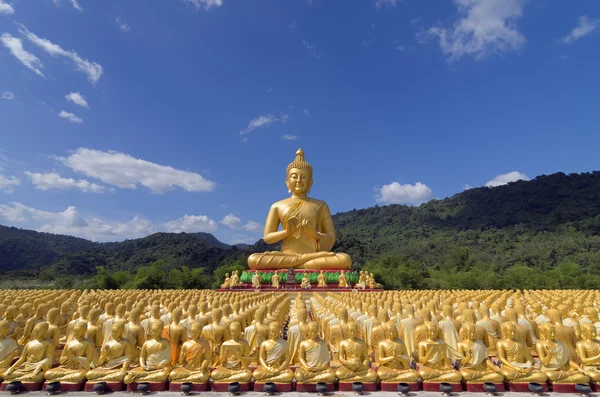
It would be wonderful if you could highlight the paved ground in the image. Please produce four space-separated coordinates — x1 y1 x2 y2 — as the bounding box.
7 392 583 396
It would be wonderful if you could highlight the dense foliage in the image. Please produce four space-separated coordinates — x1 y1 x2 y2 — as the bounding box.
1 171 600 290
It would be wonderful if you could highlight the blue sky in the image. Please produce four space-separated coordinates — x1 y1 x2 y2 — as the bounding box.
1 0 599 244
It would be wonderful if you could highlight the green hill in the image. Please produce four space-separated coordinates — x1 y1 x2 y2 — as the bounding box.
1 170 600 289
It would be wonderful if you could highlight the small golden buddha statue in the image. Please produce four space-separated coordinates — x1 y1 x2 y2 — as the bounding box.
3 322 53 383
577 323 600 383
271 271 280 289
417 322 462 383
496 322 547 384
201 308 228 364
245 306 268 365
0 320 19 377
124 320 172 384
230 271 242 288
252 271 262 289
536 323 589 384
44 322 94 383
317 271 327 287
377 322 419 383
211 322 253 383
295 322 336 384
336 322 377 382
86 322 135 383
247 149 351 270
87 308 104 349
163 307 187 365
45 308 61 349
253 322 294 383
300 274 311 289
338 270 349 288
168 323 211 383
457 324 503 383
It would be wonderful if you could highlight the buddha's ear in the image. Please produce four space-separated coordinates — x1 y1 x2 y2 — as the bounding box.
308 178 314 194
285 179 291 194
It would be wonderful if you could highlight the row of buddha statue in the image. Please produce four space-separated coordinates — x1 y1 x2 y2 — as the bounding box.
2 288 600 390
223 270 380 290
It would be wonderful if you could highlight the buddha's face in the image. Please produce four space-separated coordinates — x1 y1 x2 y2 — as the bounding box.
463 324 475 341
307 322 319 339
583 324 597 341
112 323 124 340
0 321 9 338
384 323 397 339
503 323 516 339
286 167 313 195
426 323 438 340
269 322 281 339
229 322 241 339
542 325 556 341
151 323 163 339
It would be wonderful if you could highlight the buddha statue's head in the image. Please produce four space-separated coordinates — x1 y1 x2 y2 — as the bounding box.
286 149 313 196
33 321 49 340
383 321 398 340
425 322 438 340
540 323 556 341
111 322 125 340
307 321 319 340
582 323 597 341
502 322 516 340
0 320 9 339
462 323 476 341
150 320 164 340
268 321 281 340
229 321 242 340
47 307 59 325
190 323 202 340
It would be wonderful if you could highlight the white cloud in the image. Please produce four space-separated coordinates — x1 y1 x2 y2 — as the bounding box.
303 109 310 116
185 0 223 10
423 0 526 61
58 110 83 124
0 33 44 76
290 21 298 29
115 17 130 32
464 184 474 190
376 181 433 205
374 0 400 7
282 134 299 141
220 213 241 229
302 40 321 58
163 214 218 233
485 171 529 187
0 0 14 15
70 0 82 11
24 171 105 193
65 92 89 108
0 174 19 193
229 238 256 245
559 16 600 44
17 23 103 84
243 221 262 232
240 113 289 135
56 148 216 194
2 91 15 100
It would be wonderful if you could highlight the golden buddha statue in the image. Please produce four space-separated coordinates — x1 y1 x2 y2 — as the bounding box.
245 306 268 365
247 149 351 270
221 273 231 289
536 323 589 384
577 323 600 383
201 308 228 364
338 270 349 288
168 323 211 383
377 322 419 383
253 322 294 383
271 271 280 289
86 322 135 383
163 307 187 366
457 324 504 383
211 322 253 383
252 271 262 289
288 308 308 365
294 322 336 384
0 320 19 377
87 308 104 349
496 322 547 384
300 274 311 289
417 322 462 383
3 322 53 383
317 271 327 287
45 308 61 350
44 322 94 383
336 322 377 382
124 320 172 384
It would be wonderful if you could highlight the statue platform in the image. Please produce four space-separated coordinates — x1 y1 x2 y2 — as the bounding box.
168 382 209 392
84 381 125 392
254 382 294 392
126 381 168 392
0 382 43 391
339 381 377 391
211 381 251 392
43 381 84 392
465 382 506 392
422 382 462 392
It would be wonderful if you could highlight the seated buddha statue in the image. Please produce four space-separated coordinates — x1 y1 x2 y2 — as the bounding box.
577 323 600 383
317 271 327 287
252 271 262 289
417 322 463 383
300 274 311 289
496 322 547 384
253 322 294 383
536 323 589 384
338 270 349 288
271 271 280 289
247 149 351 270
336 322 378 383
211 322 253 383
86 322 135 383
377 322 419 383
168 323 211 383
457 324 504 384
221 273 231 289
124 320 172 384
45 322 94 383
0 320 19 378
295 321 336 384
3 322 53 383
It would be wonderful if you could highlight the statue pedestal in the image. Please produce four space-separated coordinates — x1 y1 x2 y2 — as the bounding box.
422 382 462 392
505 382 548 392
592 383 600 392
296 382 335 392
254 382 293 392
84 381 125 392
0 382 43 392
126 381 168 392
43 381 84 392
465 382 505 392
552 383 579 393
380 382 420 392
338 382 377 392
169 382 209 392
211 382 251 392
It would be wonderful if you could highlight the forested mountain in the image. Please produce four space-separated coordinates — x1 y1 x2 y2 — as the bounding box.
1 171 600 289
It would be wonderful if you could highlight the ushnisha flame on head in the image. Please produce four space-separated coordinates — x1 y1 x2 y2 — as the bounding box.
286 148 313 176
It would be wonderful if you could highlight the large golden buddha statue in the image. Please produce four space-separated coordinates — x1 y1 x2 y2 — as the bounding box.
248 149 351 270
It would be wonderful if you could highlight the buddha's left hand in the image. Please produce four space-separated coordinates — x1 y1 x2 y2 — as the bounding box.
301 220 319 240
